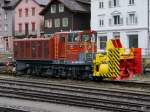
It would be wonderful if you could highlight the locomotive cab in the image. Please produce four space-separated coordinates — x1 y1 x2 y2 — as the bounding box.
65 31 97 64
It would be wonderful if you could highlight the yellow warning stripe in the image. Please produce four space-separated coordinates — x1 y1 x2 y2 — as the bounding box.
107 49 120 78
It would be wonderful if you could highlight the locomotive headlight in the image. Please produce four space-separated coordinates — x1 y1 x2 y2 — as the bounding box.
99 64 109 74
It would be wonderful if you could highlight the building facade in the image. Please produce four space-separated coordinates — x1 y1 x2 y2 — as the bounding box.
14 0 49 38
0 0 20 53
91 0 149 55
40 0 91 35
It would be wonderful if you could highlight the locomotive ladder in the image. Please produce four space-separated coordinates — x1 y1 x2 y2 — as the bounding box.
54 37 59 59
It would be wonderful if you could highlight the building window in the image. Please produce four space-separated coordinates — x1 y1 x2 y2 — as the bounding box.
32 7 35 16
127 13 137 25
128 34 138 48
4 13 7 20
19 9 22 17
0 24 2 31
109 0 119 8
51 5 56 13
4 24 8 32
98 15 105 27
45 19 52 28
99 1 104 8
6 38 9 51
32 22 35 32
112 15 123 25
62 18 68 27
114 15 120 24
99 36 107 50
55 18 60 27
129 0 134 5
113 32 120 38
45 20 48 28
99 19 104 26
18 23 22 32
25 8 28 17
59 4 64 12
48 19 52 28
110 11 123 26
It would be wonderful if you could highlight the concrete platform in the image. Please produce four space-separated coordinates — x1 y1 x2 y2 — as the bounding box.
0 97 103 112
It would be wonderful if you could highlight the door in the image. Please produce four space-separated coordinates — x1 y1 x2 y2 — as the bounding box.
129 34 138 48
25 23 29 36
58 34 66 59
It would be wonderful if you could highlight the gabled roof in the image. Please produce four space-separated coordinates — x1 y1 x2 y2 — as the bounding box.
33 0 50 6
3 0 21 9
40 0 90 15
76 0 90 4
3 0 49 10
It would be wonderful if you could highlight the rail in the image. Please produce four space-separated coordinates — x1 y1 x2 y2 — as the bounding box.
0 77 149 111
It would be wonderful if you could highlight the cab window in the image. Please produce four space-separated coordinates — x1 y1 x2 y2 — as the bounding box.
68 33 78 42
80 34 91 42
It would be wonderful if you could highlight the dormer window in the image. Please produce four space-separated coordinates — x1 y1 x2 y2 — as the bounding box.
59 4 64 12
51 5 56 13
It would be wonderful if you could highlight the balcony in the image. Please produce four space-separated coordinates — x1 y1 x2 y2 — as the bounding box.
109 18 123 26
15 30 38 37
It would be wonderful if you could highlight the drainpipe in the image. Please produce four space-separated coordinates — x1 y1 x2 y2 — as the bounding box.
148 0 150 55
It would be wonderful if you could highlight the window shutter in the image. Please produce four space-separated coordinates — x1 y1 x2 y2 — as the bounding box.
109 18 112 26
126 17 129 25
109 0 112 8
117 0 119 6
135 16 138 24
120 18 123 25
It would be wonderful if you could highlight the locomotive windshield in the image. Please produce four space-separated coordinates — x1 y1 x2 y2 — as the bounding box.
68 33 78 42
67 31 97 43
81 34 91 42
80 32 97 42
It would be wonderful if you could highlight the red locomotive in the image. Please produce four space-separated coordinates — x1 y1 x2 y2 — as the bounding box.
13 31 97 79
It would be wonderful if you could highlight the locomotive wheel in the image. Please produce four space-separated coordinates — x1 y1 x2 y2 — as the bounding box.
93 76 103 81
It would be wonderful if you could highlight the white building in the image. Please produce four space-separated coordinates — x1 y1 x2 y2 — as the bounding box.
91 0 150 55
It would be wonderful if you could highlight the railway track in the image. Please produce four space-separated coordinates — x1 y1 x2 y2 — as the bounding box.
0 78 149 111
0 107 27 112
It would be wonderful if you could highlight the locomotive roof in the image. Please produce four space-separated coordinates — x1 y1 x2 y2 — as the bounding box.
14 30 95 41
55 30 83 33
14 38 50 41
